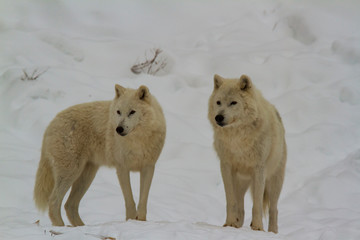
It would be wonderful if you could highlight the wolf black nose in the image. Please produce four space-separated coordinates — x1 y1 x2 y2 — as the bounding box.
116 126 124 135
215 114 224 123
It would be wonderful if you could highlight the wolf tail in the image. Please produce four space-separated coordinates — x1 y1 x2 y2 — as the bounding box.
33 149 54 212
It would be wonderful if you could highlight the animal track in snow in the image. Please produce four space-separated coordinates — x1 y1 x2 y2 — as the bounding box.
39 33 84 62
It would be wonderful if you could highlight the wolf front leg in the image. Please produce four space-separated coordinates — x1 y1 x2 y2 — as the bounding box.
136 165 155 221
221 162 241 228
234 175 251 228
116 167 136 220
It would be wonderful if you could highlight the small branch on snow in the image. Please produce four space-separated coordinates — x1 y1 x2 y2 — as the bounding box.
21 67 49 81
131 48 167 75
49 230 63 236
46 230 116 239
85 233 116 240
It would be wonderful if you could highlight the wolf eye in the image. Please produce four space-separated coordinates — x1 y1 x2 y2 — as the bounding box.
128 110 136 116
216 101 221 105
117 110 121 115
230 101 237 106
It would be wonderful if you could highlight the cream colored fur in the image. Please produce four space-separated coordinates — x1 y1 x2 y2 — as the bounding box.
34 84 166 226
208 74 286 233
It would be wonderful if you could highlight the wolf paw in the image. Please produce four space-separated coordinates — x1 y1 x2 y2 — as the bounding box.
135 214 146 221
268 225 278 234
250 221 264 231
223 218 242 228
125 208 137 220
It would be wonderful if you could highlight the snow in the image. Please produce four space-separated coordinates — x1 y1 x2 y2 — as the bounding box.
1 0 360 239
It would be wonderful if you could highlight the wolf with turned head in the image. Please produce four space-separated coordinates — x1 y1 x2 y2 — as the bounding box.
34 84 166 226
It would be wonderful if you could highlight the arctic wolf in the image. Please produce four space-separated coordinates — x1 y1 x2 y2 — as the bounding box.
208 74 286 233
34 84 166 226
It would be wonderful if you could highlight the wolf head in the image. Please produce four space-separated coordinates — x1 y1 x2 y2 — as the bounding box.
110 84 154 137
208 74 259 128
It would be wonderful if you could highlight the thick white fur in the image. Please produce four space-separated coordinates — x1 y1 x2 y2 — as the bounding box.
34 85 166 226
208 74 286 233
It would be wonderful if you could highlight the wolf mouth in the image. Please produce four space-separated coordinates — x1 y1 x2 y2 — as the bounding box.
217 122 225 127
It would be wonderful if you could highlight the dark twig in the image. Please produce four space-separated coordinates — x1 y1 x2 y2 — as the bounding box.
49 230 63 236
85 233 116 240
131 48 167 75
21 67 49 81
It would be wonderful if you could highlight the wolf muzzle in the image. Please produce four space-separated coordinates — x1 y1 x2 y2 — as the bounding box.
215 114 225 127
116 126 127 136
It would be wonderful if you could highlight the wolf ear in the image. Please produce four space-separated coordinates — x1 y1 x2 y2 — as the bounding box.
115 84 126 98
214 74 223 90
137 85 150 101
239 75 251 91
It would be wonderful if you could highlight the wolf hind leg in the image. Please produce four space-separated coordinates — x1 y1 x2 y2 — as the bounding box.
49 169 81 226
265 164 285 233
65 162 99 226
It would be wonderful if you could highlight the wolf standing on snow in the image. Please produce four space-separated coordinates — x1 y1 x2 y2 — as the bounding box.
34 84 166 226
208 74 286 233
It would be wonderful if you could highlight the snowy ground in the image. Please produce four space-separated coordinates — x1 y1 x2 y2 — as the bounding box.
1 0 360 239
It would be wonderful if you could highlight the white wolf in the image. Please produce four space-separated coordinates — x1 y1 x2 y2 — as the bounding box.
34 84 166 226
208 74 287 233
